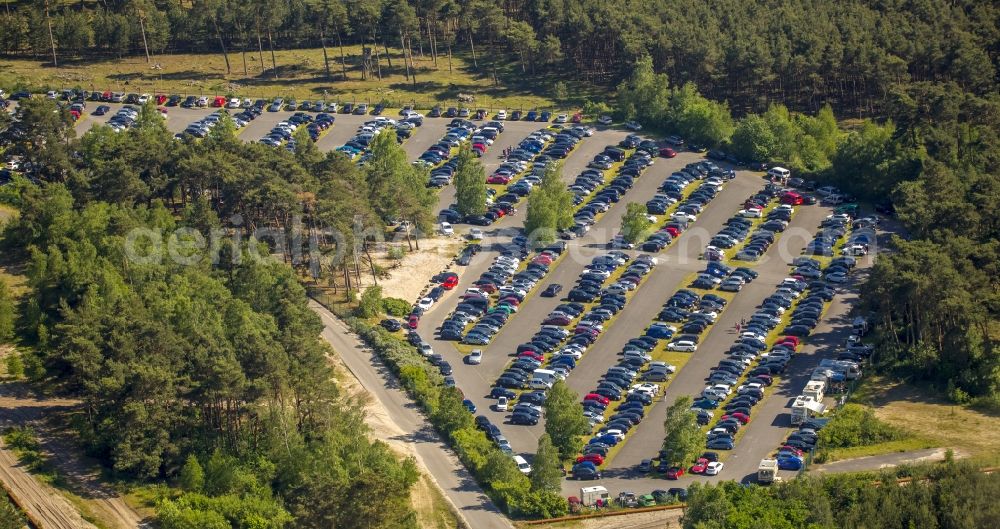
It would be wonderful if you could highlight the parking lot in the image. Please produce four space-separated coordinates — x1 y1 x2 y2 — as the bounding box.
74 103 877 498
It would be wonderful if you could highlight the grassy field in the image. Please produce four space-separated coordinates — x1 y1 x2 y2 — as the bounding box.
846 375 1000 460
0 46 604 112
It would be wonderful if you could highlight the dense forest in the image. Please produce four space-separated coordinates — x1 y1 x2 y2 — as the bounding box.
683 461 1000 529
0 100 437 527
0 0 997 115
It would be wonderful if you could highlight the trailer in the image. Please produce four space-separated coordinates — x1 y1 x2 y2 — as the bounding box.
803 380 826 401
758 459 781 484
580 486 610 508
791 395 827 425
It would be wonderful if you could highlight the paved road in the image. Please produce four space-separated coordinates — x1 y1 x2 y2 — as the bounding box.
808 447 957 474
311 302 513 529
557 217 882 496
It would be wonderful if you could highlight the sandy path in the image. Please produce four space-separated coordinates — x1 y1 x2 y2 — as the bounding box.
0 380 145 529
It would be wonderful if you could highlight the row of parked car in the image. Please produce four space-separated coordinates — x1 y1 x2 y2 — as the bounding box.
442 239 560 345
641 161 734 252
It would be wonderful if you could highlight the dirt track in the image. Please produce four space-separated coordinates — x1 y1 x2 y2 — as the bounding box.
0 380 145 529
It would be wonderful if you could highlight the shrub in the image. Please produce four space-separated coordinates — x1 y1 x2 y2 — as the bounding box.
819 404 907 448
382 297 411 317
356 286 382 318
337 314 568 519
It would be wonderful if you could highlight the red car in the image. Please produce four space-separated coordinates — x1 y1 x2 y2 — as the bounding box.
155 94 167 105
780 192 803 206
577 453 605 466
212 95 226 107
571 112 582 123
724 412 750 424
543 315 572 326
487 174 511 184
407 314 420 329
584 393 610 406
665 466 685 479
498 296 520 306
664 226 681 238
690 458 709 474
778 336 801 347
441 273 459 289
779 446 804 457
518 351 544 362
659 147 677 158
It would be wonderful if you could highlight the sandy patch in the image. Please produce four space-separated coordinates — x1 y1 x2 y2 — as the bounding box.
365 237 463 303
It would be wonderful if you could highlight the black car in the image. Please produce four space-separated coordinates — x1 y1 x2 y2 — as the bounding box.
542 284 563 297
380 319 402 332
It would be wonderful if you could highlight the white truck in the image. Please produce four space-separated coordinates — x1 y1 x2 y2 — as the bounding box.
580 486 610 507
791 395 826 425
758 459 781 484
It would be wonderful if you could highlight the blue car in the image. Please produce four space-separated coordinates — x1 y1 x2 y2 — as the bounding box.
462 399 477 413
589 434 619 447
645 323 676 339
691 398 719 409
706 438 734 450
777 457 803 470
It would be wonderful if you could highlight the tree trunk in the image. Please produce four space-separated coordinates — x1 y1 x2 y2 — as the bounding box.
320 28 331 80
44 0 57 67
382 36 392 69
468 26 477 68
212 17 231 74
337 29 348 80
267 28 278 79
400 30 411 81
138 14 151 63
256 21 265 75
372 33 382 79
428 18 438 67
446 27 453 73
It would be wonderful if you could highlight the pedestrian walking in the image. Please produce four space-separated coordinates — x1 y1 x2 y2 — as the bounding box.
735 323 742 333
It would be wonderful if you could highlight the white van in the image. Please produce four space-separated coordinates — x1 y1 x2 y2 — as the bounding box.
767 167 791 181
513 455 532 474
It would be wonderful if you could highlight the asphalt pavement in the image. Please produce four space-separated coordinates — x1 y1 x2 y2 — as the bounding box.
312 301 513 529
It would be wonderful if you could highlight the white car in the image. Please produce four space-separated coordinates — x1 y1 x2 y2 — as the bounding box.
667 340 698 352
554 114 568 123
227 97 241 108
672 211 697 222
705 461 724 475
138 93 151 104
496 110 507 120
597 115 613 125
468 228 484 240
513 455 532 475
495 396 508 412
418 343 433 356
624 120 642 131
738 208 763 218
439 222 454 236
842 244 868 256
417 297 434 310
602 429 625 442
466 350 483 364
631 383 660 396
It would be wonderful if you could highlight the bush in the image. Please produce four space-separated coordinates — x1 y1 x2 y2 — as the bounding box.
356 286 383 318
382 297 412 317
337 314 568 519
819 404 907 448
